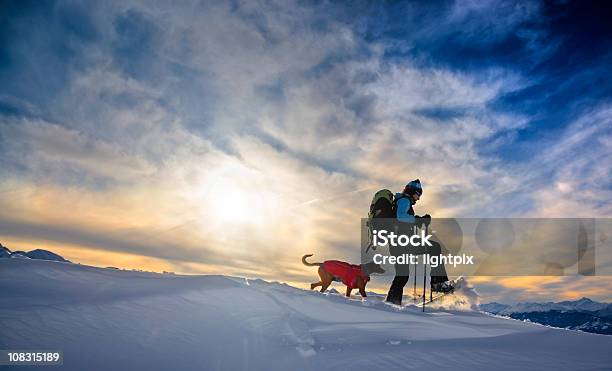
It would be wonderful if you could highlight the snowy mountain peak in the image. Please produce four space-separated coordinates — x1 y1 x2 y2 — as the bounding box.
0 243 11 258
479 302 510 314
25 249 70 262
0 243 69 262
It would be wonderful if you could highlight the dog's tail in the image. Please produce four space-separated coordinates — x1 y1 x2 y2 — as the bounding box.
302 254 322 267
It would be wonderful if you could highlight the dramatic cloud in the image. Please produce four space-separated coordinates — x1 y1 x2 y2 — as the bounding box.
1 0 610 302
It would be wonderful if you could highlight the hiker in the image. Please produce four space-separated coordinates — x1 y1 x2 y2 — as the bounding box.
385 179 454 305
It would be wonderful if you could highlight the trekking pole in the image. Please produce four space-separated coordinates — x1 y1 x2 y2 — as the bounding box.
413 263 417 302
422 223 427 312
427 224 432 303
413 226 417 302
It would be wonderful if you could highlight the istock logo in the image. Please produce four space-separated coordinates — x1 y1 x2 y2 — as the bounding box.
361 218 612 277
372 229 432 247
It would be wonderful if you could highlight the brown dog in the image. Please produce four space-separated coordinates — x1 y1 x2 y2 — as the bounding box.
302 254 384 298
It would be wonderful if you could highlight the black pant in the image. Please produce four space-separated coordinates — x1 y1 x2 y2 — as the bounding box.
385 240 448 305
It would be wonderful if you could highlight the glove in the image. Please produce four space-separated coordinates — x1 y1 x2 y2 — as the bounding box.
417 214 431 227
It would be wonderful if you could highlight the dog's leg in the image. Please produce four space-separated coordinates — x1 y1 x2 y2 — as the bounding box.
310 281 322 290
345 287 352 297
359 288 367 297
318 266 332 293
357 278 367 297
320 280 331 293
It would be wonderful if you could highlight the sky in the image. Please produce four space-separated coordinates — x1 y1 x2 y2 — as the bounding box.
0 0 611 303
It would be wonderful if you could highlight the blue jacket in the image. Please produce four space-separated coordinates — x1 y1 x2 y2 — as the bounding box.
395 193 416 223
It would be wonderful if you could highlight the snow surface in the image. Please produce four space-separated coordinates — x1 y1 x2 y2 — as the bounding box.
1 259 611 371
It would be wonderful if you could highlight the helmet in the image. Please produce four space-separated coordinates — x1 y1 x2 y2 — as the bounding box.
403 179 422 196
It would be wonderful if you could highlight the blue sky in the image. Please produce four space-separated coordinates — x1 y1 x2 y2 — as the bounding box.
0 0 611 303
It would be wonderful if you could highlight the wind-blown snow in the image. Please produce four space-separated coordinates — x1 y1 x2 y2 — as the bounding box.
427 277 480 311
1 259 611 371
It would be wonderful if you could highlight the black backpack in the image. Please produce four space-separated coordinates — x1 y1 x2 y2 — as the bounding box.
366 189 398 252
369 189 395 220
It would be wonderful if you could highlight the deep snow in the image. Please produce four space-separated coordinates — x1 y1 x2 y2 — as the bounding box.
1 259 611 371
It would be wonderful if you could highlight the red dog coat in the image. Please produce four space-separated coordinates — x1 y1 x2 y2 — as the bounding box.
323 260 369 289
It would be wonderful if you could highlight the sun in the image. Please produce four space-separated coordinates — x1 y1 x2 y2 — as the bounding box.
208 180 251 223
196 162 277 228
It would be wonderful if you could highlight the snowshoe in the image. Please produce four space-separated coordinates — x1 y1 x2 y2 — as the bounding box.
431 281 455 294
385 298 402 306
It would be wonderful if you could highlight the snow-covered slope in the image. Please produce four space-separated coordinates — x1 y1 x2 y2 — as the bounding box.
1 259 611 371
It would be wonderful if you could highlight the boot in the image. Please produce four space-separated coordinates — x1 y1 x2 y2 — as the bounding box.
431 281 455 294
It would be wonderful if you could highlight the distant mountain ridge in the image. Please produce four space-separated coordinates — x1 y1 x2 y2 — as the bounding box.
0 242 70 263
480 298 612 335
481 297 608 315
